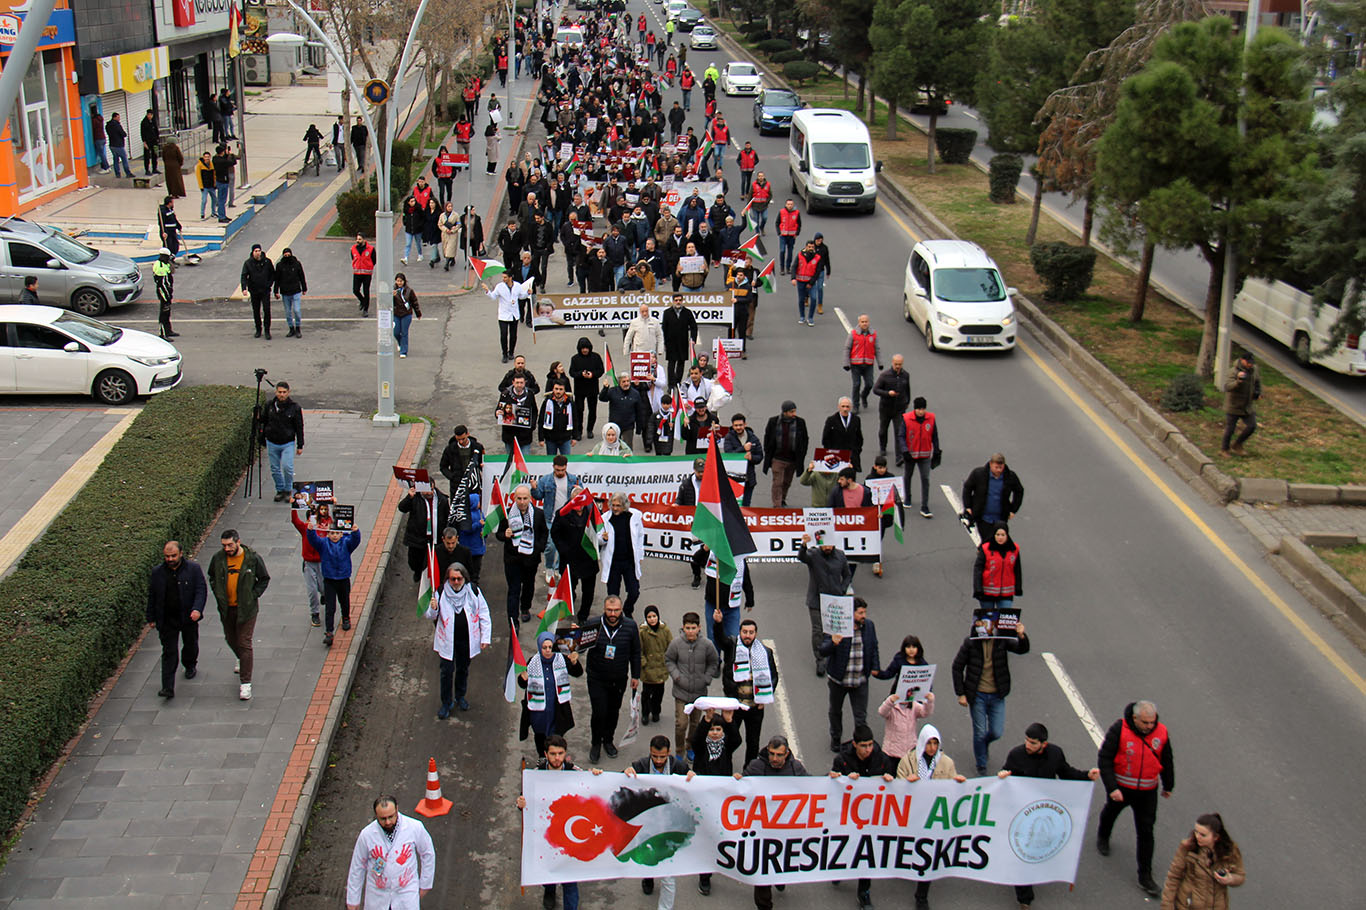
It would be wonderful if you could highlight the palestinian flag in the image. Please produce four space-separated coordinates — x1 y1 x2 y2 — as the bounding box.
737 234 766 261
417 543 439 618
503 620 528 703
563 153 581 177
603 348 618 386
757 259 777 293
882 485 904 545
689 339 698 368
482 476 507 538
542 788 698 864
471 257 505 281
537 570 575 634
673 387 689 441
693 134 714 171
690 432 756 586
502 438 530 488
715 344 734 394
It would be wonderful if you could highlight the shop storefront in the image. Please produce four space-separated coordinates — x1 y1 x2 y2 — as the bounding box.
0 0 85 214
95 47 170 144
154 0 232 131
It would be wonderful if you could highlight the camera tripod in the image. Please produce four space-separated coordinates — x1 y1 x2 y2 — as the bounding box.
245 367 275 499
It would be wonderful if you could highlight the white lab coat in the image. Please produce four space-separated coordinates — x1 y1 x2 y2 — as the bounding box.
345 813 436 910
487 277 535 322
425 580 492 660
599 509 646 582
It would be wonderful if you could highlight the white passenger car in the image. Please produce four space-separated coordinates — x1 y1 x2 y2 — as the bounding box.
902 241 1017 352
721 61 762 95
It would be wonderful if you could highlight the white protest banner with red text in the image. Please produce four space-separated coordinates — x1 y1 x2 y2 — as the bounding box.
520 771 1094 887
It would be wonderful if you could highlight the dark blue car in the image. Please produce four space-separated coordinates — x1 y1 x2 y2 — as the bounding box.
752 88 803 134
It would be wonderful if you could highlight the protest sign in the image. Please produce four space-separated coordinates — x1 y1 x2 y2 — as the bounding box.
520 771 1096 887
895 664 937 703
330 504 356 531
531 292 733 330
678 255 707 275
813 448 853 473
804 507 837 543
712 336 744 357
393 466 433 493
630 352 654 382
554 626 598 654
635 504 881 562
819 594 855 637
972 607 1023 639
291 480 334 511
481 454 749 509
865 476 900 507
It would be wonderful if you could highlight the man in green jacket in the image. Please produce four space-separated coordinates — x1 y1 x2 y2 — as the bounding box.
207 529 271 700
1220 352 1262 457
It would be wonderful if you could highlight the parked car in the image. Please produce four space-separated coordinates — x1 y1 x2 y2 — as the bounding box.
690 24 718 50
753 87 803 134
0 218 142 316
0 304 183 404
721 61 762 95
902 240 1017 352
677 8 704 31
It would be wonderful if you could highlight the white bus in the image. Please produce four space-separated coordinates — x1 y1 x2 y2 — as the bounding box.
1233 277 1366 376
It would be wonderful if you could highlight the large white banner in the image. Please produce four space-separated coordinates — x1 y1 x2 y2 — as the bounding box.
483 454 747 507
521 771 1095 887
637 504 882 562
533 291 734 329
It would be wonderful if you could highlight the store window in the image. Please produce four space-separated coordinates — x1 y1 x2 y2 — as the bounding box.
13 49 74 201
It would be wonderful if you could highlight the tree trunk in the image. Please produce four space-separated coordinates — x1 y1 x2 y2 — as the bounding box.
1081 189 1095 246
926 112 938 174
843 66 849 101
1025 177 1044 245
856 70 865 112
886 94 898 140
1196 241 1226 378
1129 238 1155 323
342 85 357 187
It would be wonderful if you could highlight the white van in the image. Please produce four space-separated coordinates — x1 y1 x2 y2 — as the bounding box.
555 26 585 48
666 0 688 20
788 109 879 214
1234 277 1366 375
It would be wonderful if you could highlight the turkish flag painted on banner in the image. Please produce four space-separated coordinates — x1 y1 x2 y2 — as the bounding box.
543 794 639 861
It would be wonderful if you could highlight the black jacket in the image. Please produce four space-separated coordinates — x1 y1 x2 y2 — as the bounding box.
820 619 880 684
691 723 743 776
398 490 451 548
629 754 689 775
820 413 864 472
106 118 127 148
714 624 781 699
871 367 912 415
569 340 605 396
1001 742 1092 781
661 305 698 360
762 415 809 471
519 657 585 740
499 367 541 396
961 462 1025 522
240 255 275 294
584 614 642 680
832 740 898 777
434 539 475 581
260 397 304 447
599 385 645 432
146 559 208 628
951 633 1030 702
273 255 307 296
496 505 548 565
742 752 810 777
1098 702 1175 794
438 435 485 488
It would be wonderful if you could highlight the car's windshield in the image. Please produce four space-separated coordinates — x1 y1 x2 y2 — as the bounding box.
54 311 121 346
766 90 799 107
811 142 870 170
729 64 756 76
935 268 1006 303
40 230 99 265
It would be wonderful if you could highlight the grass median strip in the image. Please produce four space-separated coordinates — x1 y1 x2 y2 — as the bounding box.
1316 544 1366 601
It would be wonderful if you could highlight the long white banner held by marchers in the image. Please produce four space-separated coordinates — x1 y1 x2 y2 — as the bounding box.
637 504 882 562
521 771 1095 887
482 454 748 507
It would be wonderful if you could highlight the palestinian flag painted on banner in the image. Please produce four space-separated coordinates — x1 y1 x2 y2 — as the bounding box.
715 344 734 394
757 259 777 293
537 570 575 634
882 485 904 545
417 543 440 618
503 620 528 703
482 476 507 538
541 786 699 864
603 348 618 386
690 432 756 585
470 258 505 281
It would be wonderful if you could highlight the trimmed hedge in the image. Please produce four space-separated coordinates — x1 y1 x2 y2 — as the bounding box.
933 127 978 165
988 153 1023 203
337 187 380 238
770 49 804 64
0 386 255 840
756 38 792 55
783 61 821 86
1030 241 1098 301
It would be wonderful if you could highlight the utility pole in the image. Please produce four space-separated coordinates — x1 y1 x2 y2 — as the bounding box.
0 0 60 143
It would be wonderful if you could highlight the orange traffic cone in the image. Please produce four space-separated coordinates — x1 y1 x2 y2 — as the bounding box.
414 757 453 817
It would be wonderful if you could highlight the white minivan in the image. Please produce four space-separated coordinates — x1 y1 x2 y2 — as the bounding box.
666 0 688 20
1234 277 1366 375
903 240 1017 352
788 109 878 213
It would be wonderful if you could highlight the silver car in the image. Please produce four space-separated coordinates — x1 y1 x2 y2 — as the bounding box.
0 218 143 316
690 24 718 50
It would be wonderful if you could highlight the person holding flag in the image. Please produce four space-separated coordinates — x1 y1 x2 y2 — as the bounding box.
599 492 646 618
518 630 584 757
495 484 548 626
691 429 759 628
551 487 601 622
398 485 450 583
721 412 763 506
481 267 534 363
424 562 492 718
534 454 579 585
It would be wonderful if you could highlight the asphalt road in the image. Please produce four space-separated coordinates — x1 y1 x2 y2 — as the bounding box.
105 2 1366 906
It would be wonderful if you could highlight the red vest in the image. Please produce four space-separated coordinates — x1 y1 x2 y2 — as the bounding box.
1114 721 1169 791
712 122 729 143
777 207 800 235
647 32 655 45
351 243 375 275
456 121 473 143
849 330 876 365
793 252 821 282
750 180 771 204
902 412 936 459
463 84 477 102
978 543 1018 597
680 71 695 89
738 148 758 170
497 53 508 69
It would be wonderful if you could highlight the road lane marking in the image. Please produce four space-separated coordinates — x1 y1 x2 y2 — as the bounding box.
939 484 980 548
1042 652 1105 747
0 410 140 576
764 637 804 761
883 182 1366 698
835 306 852 334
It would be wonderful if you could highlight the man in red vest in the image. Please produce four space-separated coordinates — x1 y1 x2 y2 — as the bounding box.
900 396 940 517
843 313 882 413
736 141 759 198
791 240 822 326
776 200 801 274
1096 700 1175 897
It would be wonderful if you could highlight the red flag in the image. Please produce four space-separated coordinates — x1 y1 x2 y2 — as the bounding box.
716 344 734 394
558 486 596 516
543 793 639 861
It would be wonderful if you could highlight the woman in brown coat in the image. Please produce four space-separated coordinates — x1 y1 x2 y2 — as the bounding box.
160 142 186 197
1160 813 1245 910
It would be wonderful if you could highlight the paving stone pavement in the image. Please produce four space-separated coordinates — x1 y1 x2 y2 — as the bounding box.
0 407 126 539
0 412 417 910
1243 502 1366 542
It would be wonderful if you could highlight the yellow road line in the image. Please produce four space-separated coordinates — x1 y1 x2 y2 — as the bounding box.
0 410 141 576
883 196 1366 697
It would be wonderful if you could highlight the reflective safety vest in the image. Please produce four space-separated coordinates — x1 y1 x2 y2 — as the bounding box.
737 148 758 170
712 122 729 144
749 180 771 204
456 121 473 143
351 243 375 275
978 543 1018 597
849 330 876 365
680 71 695 89
497 53 508 70
1114 721 1169 791
793 252 821 283
777 207 800 236
902 411 936 459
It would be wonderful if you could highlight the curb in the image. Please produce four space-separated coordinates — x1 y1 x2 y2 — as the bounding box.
251 418 431 910
1279 535 1366 633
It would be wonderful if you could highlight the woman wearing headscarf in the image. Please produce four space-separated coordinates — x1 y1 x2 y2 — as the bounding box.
518 630 583 757
973 522 1022 611
590 422 633 457
896 724 968 910
423 562 492 719
438 201 461 271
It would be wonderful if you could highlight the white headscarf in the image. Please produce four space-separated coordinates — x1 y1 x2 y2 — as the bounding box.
597 422 624 455
916 723 942 781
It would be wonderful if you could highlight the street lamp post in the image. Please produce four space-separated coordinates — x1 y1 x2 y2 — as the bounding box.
272 0 433 425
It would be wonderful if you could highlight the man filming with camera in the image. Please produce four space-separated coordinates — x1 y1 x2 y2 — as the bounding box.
261 380 305 502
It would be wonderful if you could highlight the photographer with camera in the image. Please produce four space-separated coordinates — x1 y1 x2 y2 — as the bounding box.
1220 352 1261 457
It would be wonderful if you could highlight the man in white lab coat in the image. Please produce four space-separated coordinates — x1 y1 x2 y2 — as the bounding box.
346 796 436 909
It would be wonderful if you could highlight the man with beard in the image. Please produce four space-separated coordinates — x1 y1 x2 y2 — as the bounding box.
345 796 435 909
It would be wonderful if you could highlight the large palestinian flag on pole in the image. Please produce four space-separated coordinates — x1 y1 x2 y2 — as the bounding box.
471 258 506 281
690 432 756 586
503 620 528 703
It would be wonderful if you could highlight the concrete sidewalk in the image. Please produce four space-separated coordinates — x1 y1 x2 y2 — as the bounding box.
0 412 426 910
